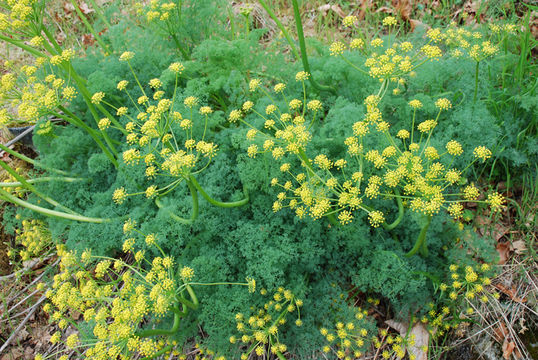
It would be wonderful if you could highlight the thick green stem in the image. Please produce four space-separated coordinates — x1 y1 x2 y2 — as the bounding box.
0 143 70 176
180 284 199 310
291 0 335 93
473 61 479 104
135 285 197 341
257 0 300 60
0 159 80 215
383 190 404 231
53 108 119 167
0 188 109 223
69 0 109 53
85 0 111 28
155 180 199 224
0 34 47 57
405 215 432 257
189 175 249 208
135 307 182 337
0 177 84 187
169 32 190 59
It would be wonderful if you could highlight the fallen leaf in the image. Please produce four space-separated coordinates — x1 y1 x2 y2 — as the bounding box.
511 240 527 255
82 33 95 46
2 347 23 360
55 32 66 45
409 19 428 32
493 321 508 343
357 0 373 20
79 2 94 14
63 2 75 13
496 242 511 265
494 283 527 303
392 0 412 22
386 320 429 360
502 339 515 360
376 6 394 14
317 4 346 18
385 319 406 334
14 327 29 342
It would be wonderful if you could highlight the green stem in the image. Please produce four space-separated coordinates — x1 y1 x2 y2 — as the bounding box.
135 307 182 337
473 61 479 104
291 0 335 93
0 177 85 187
0 143 70 176
257 0 300 60
53 108 119 167
0 159 79 215
405 215 432 257
69 0 109 53
181 284 199 309
0 35 47 58
0 188 109 223
188 175 249 208
85 0 111 28
169 32 190 59
383 190 404 231
155 180 199 224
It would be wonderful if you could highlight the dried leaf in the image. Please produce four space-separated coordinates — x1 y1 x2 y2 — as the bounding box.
376 6 394 14
82 33 95 46
479 223 509 241
493 321 508 343
1 347 23 360
392 0 412 21
385 319 406 334
79 2 94 14
475 215 491 226
357 0 373 20
317 4 346 18
55 32 66 45
14 327 29 342
502 339 515 360
494 283 527 303
63 2 75 13
511 240 527 255
409 19 428 32
496 242 511 265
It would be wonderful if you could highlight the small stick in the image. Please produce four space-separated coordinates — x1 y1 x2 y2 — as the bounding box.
0 294 46 354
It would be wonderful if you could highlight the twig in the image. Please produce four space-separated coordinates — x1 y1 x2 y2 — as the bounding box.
0 294 46 355
0 255 56 283
6 258 57 304
7 288 40 314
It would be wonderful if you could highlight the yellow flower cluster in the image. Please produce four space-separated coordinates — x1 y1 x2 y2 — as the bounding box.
106 55 218 204
44 232 184 359
230 287 303 359
320 307 369 359
8 218 53 262
0 62 76 125
234 74 503 227
329 18 515 85
0 0 36 33
422 263 498 338
137 0 177 22
372 328 418 360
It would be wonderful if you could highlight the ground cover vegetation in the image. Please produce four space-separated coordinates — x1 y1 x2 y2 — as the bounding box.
0 0 536 359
